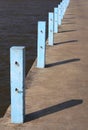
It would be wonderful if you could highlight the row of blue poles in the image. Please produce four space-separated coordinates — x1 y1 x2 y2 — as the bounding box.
37 0 70 68
10 0 70 124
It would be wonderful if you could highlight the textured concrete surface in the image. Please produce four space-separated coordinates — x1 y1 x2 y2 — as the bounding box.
0 0 88 129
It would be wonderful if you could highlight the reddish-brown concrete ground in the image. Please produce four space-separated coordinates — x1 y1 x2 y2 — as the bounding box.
0 0 88 129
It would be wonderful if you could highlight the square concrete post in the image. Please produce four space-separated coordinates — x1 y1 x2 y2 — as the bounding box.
48 12 54 46
60 1 64 20
10 46 25 124
58 4 62 26
37 21 46 68
54 7 58 33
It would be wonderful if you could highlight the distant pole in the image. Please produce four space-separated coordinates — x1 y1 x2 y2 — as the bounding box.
54 7 58 33
48 12 54 46
37 21 46 68
10 46 25 124
58 4 61 26
63 0 66 15
60 2 64 20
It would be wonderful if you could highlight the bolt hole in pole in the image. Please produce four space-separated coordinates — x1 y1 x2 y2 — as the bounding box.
15 88 19 93
15 61 19 66
41 30 43 33
40 46 43 49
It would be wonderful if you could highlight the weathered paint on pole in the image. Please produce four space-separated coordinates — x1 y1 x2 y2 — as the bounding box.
37 21 46 68
48 12 54 46
54 7 58 33
10 46 25 124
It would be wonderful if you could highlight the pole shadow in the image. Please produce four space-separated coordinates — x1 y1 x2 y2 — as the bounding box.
59 29 76 33
66 13 74 16
25 99 83 122
62 22 76 25
64 17 76 19
46 58 80 68
54 40 78 46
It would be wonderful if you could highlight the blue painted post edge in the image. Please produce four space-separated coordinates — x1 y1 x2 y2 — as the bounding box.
37 21 46 68
10 46 25 124
48 12 54 46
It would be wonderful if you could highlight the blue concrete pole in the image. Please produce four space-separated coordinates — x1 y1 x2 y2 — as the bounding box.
37 21 46 68
66 0 68 9
62 0 65 19
54 7 58 33
58 4 61 26
10 46 25 124
60 2 63 21
67 0 70 7
58 4 59 25
67 0 69 8
64 0 66 14
64 0 67 14
48 12 54 46
67 0 69 7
